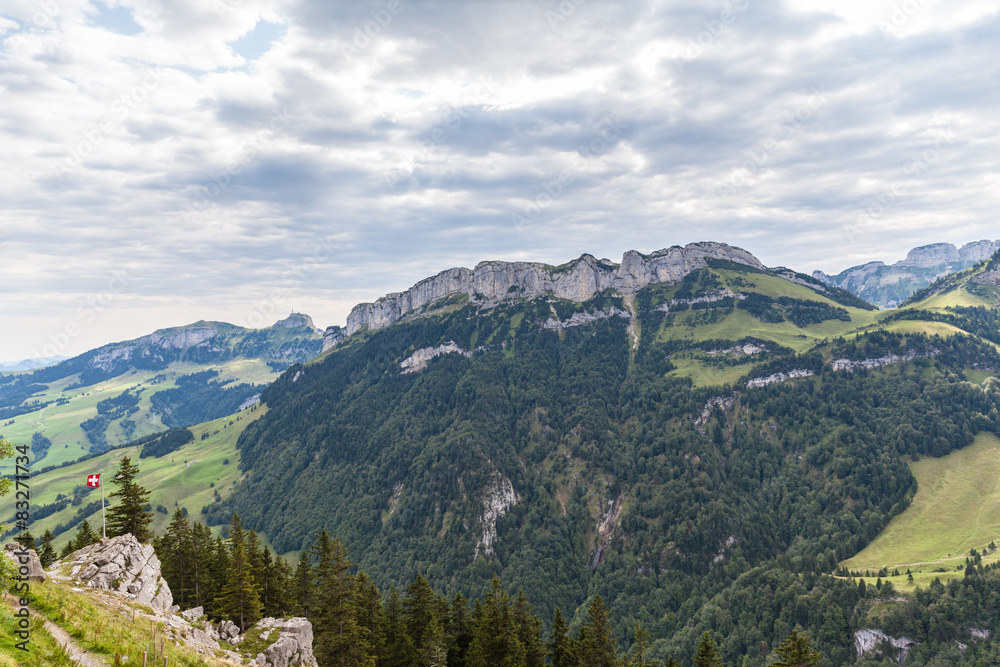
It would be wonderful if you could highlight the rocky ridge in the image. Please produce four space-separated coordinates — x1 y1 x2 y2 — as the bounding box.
813 240 1000 308
337 242 764 338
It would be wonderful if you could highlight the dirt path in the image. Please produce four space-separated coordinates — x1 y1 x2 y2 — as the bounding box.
3 593 106 667
41 618 108 667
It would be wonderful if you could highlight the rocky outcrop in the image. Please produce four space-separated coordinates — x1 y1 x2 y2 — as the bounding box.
746 369 814 388
251 617 318 667
346 242 765 335
897 242 962 268
321 326 346 352
475 474 519 559
274 313 319 331
543 308 630 329
831 349 938 372
400 342 471 374
972 267 1000 286
180 606 204 621
855 628 918 663
61 534 173 612
4 543 45 581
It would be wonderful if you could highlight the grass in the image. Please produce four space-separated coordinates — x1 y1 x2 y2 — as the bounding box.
654 269 887 353
11 406 265 552
19 577 234 666
0 597 76 666
0 359 279 470
909 285 1000 310
840 432 1000 592
666 355 754 388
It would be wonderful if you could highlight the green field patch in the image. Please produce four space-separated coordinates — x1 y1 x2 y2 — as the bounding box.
11 406 265 551
841 432 1000 591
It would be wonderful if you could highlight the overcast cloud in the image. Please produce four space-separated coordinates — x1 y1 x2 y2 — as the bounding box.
2 0 998 359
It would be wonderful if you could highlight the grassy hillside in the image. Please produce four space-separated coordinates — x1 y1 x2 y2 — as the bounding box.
11 406 264 552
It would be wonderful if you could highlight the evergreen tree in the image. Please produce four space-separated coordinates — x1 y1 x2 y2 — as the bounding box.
38 529 55 568
694 631 722 667
292 549 313 617
447 593 474 667
215 513 262 632
106 456 153 542
382 587 412 667
514 591 546 667
17 531 35 550
629 621 651 667
72 520 96 550
549 607 577 667
354 572 387 661
159 509 192 606
403 574 438 659
769 630 821 667
579 595 619 667
189 522 215 609
467 576 524 667
310 529 373 666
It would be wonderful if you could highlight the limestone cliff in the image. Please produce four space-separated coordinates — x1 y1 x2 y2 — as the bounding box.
814 239 1000 308
344 242 764 335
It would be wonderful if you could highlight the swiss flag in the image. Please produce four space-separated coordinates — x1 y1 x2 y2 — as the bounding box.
87 474 101 488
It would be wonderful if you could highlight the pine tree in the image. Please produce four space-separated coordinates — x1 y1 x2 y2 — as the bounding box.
214 513 262 632
72 520 96 550
17 531 35 550
467 576 524 667
189 522 215 609
403 574 438 658
694 631 722 667
38 529 55 568
382 587 413 667
106 456 153 542
549 608 577 667
769 630 821 667
160 509 192 607
514 591 546 667
292 549 313 617
579 595 619 667
629 621 651 667
354 572 386 660
310 529 373 666
447 593 473 667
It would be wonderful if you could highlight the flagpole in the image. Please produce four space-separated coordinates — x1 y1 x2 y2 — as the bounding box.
101 468 106 539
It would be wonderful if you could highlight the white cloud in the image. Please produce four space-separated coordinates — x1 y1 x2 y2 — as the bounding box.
1 0 999 358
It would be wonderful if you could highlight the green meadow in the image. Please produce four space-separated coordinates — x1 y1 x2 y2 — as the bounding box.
841 432 1000 592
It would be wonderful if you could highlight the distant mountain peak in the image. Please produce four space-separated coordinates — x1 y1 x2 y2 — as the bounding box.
274 313 318 331
813 239 1000 308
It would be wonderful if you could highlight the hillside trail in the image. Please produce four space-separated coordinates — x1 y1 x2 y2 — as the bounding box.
3 592 107 667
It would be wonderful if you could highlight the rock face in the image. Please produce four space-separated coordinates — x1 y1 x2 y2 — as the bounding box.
321 326 346 353
4 543 46 581
400 342 471 374
855 628 918 663
344 242 764 336
63 534 173 612
251 617 318 667
274 313 319 331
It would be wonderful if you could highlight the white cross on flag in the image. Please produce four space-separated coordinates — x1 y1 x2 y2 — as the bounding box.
87 474 101 488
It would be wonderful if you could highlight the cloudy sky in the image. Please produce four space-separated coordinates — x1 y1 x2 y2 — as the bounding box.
2 0 999 359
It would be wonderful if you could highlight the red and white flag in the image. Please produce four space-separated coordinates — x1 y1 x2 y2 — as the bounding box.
87 474 101 488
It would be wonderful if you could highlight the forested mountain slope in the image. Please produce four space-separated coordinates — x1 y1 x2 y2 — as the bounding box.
201 246 1000 664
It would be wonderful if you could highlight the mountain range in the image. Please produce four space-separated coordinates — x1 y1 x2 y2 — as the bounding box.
10 239 1000 666
813 239 1000 308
